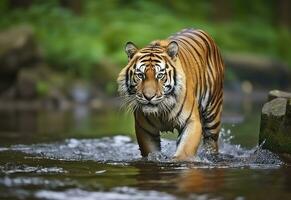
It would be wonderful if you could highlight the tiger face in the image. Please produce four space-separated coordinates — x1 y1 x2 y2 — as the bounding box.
117 41 183 115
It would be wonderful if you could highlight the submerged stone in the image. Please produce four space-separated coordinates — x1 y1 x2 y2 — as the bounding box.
259 90 291 153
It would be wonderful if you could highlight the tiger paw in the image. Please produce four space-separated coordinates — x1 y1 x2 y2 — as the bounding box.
172 154 192 162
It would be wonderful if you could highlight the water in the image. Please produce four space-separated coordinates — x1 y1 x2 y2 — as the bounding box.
0 100 290 200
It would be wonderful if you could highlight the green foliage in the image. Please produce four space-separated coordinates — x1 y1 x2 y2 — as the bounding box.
0 0 9 12
36 80 49 97
0 0 290 80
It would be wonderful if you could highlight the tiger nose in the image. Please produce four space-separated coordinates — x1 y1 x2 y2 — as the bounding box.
144 93 155 101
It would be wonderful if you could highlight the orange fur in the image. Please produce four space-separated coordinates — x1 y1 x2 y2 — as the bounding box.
117 28 224 160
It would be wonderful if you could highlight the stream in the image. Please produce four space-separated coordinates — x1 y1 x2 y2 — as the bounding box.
0 97 290 200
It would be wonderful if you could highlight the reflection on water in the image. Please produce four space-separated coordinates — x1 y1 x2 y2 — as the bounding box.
176 168 225 194
0 96 290 200
0 99 263 147
0 106 135 145
73 105 90 131
0 133 284 199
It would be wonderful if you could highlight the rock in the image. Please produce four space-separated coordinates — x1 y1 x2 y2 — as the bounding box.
16 67 39 99
70 82 91 104
0 25 42 94
224 53 291 89
268 90 291 101
259 90 291 153
0 63 52 100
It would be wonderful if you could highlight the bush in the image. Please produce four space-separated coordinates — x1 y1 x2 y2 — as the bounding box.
0 0 290 80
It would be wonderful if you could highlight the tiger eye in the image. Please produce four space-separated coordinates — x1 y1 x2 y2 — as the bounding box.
156 73 164 79
137 73 144 79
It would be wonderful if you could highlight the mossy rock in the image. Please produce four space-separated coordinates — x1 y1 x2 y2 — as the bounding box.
0 25 43 94
259 90 291 153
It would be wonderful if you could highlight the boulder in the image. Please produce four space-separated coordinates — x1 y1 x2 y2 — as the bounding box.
224 53 291 89
268 90 291 101
259 90 291 153
0 25 42 94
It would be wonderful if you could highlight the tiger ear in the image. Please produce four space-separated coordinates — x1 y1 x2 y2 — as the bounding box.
167 41 179 58
125 42 138 59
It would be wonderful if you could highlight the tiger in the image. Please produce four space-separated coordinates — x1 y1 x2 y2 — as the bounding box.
117 28 224 160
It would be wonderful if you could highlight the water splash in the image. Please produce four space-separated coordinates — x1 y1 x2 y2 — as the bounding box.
0 129 283 168
35 187 178 200
0 163 67 174
0 176 75 188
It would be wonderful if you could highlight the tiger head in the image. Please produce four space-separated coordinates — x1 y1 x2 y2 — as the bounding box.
117 40 184 115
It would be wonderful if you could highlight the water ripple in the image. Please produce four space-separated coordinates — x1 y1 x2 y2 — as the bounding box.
0 130 283 169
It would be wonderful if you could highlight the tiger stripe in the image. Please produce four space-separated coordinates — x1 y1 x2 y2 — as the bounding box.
117 28 224 160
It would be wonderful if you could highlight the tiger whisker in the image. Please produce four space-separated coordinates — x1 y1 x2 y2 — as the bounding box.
118 94 138 114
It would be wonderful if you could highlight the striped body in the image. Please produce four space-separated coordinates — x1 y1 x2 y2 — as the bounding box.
117 28 224 160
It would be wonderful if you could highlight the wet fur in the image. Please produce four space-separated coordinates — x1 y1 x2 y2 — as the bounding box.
117 28 224 160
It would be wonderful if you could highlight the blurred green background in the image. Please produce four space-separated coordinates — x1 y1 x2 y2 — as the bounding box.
0 0 290 102
0 0 290 86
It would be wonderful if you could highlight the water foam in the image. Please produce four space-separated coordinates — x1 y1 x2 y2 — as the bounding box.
0 129 283 168
35 187 178 200
0 163 67 174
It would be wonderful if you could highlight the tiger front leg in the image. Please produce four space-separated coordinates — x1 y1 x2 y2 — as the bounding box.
173 118 202 160
203 135 219 154
135 120 161 157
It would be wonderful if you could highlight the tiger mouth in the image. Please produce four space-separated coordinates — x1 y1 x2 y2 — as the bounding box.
145 102 156 107
141 102 160 114
138 101 159 109
137 99 160 106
